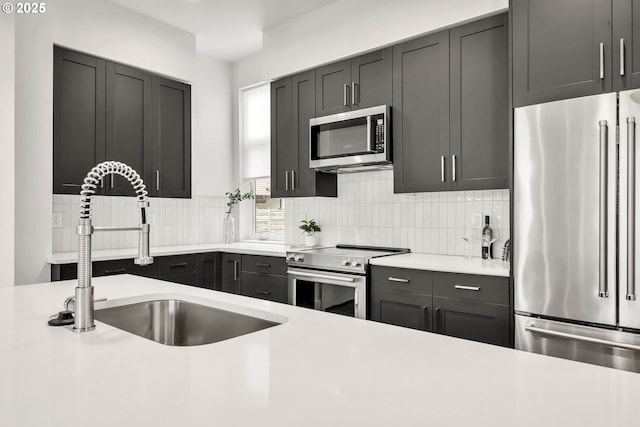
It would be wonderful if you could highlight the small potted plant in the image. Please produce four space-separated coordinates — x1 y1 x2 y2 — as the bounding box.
299 218 321 247
223 188 254 243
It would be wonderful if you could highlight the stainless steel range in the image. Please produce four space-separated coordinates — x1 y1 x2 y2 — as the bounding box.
286 245 409 319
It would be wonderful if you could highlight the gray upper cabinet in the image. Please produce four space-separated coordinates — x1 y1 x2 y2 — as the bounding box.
315 48 393 116
613 0 640 91
394 14 508 193
106 63 152 197
151 76 192 198
271 72 337 198
53 46 191 198
53 47 106 195
449 14 509 190
393 31 450 193
512 0 612 107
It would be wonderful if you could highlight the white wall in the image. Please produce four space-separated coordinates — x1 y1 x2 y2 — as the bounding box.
192 54 233 197
52 0 195 82
0 13 15 287
262 0 508 78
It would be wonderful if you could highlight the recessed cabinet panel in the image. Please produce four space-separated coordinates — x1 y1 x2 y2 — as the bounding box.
371 288 432 331
315 60 351 116
450 14 508 190
351 47 393 110
393 31 450 193
106 64 152 196
613 0 640 90
513 0 612 106
53 47 106 194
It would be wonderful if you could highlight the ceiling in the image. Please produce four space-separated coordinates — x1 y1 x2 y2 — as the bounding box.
106 0 340 63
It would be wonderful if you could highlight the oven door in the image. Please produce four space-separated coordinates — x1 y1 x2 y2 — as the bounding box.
287 267 366 319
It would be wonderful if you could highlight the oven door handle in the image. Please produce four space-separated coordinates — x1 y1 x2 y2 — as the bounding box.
287 270 356 283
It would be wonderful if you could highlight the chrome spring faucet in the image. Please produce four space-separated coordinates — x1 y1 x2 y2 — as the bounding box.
73 161 153 332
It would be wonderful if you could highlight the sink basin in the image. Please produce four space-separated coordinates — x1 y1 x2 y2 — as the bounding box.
95 299 281 346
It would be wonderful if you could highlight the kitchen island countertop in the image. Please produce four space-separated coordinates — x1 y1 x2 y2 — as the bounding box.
1 275 638 427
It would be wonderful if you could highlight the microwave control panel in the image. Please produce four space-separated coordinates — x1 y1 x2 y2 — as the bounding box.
374 117 385 152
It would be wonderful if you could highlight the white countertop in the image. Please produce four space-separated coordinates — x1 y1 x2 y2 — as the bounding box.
47 241 288 264
371 253 510 277
1 275 639 426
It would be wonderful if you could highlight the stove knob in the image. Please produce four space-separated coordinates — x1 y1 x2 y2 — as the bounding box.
294 254 304 262
350 259 361 267
341 258 349 266
287 254 295 261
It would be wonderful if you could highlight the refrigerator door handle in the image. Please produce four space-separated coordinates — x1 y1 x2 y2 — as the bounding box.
599 120 609 298
525 323 640 353
628 117 637 301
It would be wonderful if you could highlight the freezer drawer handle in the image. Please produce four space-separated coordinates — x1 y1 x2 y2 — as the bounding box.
525 324 640 353
454 284 480 291
388 277 410 283
628 117 637 301
598 120 609 298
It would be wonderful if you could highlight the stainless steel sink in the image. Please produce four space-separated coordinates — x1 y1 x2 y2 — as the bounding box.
95 299 281 346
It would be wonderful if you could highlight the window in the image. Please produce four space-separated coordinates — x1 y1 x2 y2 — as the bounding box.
240 83 284 240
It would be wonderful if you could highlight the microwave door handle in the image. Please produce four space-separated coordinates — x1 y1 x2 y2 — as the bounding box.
366 116 372 152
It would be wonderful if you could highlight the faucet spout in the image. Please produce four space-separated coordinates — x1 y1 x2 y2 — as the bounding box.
73 161 153 333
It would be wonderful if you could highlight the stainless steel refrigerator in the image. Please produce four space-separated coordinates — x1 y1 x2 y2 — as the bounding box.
514 90 640 373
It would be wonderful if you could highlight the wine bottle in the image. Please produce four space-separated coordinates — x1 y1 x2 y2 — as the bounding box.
481 215 493 260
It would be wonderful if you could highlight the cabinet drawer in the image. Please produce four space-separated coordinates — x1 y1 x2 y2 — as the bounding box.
433 272 509 305
241 255 287 276
157 254 196 276
157 271 197 286
241 272 288 303
371 266 432 294
93 258 158 278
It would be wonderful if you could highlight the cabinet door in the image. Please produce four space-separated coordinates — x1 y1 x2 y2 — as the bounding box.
393 31 450 193
106 63 152 196
351 47 393 109
450 14 509 190
270 77 296 197
370 289 432 331
241 272 288 303
512 0 612 107
433 296 510 347
291 71 337 198
221 253 242 294
151 77 191 198
315 60 351 116
53 47 106 195
613 0 640 90
196 253 221 291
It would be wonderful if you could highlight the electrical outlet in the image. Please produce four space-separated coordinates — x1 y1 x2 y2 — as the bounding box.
52 213 62 228
472 213 482 227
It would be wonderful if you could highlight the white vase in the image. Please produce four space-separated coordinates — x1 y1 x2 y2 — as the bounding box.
304 234 318 247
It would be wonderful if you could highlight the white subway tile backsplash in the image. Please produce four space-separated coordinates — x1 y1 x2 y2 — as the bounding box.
51 195 229 253
285 170 510 257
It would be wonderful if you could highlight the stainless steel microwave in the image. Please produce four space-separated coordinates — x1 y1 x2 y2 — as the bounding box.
309 105 390 172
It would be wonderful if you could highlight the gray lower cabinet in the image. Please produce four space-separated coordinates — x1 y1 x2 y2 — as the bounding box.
270 72 336 198
195 252 221 291
393 13 508 193
156 254 197 286
240 255 288 303
371 266 511 347
512 0 612 106
221 253 242 294
370 266 433 331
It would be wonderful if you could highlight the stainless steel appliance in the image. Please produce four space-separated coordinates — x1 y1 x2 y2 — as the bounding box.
309 105 390 172
286 245 408 319
514 91 640 373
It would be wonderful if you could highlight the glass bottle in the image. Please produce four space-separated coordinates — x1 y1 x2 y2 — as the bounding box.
223 211 235 243
481 215 493 259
